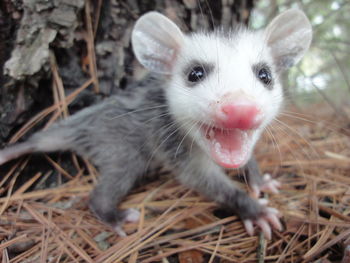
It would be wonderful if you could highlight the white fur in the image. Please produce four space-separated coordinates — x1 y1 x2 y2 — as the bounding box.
132 10 312 167
166 29 283 162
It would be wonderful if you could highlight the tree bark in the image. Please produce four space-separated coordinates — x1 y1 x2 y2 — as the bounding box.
0 0 255 145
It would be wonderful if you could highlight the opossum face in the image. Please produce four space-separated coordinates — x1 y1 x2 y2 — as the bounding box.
167 31 284 168
132 10 312 168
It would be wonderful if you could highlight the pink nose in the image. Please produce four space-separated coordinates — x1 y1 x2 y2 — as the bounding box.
217 103 262 130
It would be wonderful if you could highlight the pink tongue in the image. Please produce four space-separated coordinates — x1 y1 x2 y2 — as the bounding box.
209 129 249 168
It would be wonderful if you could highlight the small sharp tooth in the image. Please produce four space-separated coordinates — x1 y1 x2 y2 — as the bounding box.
205 127 215 140
209 128 215 139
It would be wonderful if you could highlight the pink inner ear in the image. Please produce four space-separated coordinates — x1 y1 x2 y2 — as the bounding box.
131 12 184 74
265 10 312 69
156 45 179 72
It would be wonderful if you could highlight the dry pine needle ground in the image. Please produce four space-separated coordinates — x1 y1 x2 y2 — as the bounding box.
1 2 349 262
0 86 350 263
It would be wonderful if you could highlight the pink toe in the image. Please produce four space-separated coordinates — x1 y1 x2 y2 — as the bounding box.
258 198 269 206
273 180 282 188
114 226 127 237
243 220 254 236
124 208 140 223
266 214 282 231
251 185 260 198
266 207 281 218
263 174 271 181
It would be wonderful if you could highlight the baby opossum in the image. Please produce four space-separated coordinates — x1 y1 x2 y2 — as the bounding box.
0 9 312 239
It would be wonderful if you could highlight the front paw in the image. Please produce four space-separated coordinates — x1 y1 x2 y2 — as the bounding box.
251 173 281 198
243 199 282 240
113 208 140 237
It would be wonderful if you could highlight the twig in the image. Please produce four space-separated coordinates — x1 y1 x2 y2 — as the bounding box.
84 1 100 93
329 50 350 94
257 231 266 263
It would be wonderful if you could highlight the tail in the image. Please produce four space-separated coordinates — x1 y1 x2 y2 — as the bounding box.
0 142 36 165
0 125 76 166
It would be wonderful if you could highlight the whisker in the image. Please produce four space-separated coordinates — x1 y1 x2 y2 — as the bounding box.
108 104 169 120
143 119 194 173
265 125 282 166
273 118 320 159
175 120 199 159
279 111 350 134
268 123 307 173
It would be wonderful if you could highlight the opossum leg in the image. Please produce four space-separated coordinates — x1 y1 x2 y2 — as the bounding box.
88 158 144 237
245 157 281 198
177 160 282 240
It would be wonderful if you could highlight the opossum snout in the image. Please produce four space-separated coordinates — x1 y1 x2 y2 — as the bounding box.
215 101 262 130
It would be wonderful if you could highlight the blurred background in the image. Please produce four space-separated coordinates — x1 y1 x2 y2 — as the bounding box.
1 1 350 262
252 0 350 115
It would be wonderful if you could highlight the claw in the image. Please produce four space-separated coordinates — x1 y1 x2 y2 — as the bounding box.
242 205 282 240
245 175 282 239
243 220 254 236
266 212 283 231
114 225 127 237
265 207 282 230
266 207 280 216
251 185 261 198
251 174 281 197
261 174 281 194
113 208 140 237
256 218 272 240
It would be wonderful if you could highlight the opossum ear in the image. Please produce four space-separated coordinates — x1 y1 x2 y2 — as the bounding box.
132 12 184 74
265 9 312 70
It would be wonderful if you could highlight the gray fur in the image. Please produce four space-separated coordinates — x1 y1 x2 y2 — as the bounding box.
0 10 314 238
0 73 266 227
0 9 313 231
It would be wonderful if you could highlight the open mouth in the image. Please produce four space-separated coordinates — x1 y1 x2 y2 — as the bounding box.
202 125 253 168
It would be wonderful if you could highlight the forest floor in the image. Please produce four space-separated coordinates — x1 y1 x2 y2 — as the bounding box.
2 1 349 262
0 100 350 263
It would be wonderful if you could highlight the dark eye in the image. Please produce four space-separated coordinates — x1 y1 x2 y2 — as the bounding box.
188 66 206 82
257 67 272 86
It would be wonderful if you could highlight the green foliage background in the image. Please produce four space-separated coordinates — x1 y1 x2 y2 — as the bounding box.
251 0 350 109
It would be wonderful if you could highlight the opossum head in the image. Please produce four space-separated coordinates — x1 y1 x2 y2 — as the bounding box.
132 10 312 168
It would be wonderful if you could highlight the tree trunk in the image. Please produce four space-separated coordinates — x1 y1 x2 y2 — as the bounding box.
0 0 255 146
